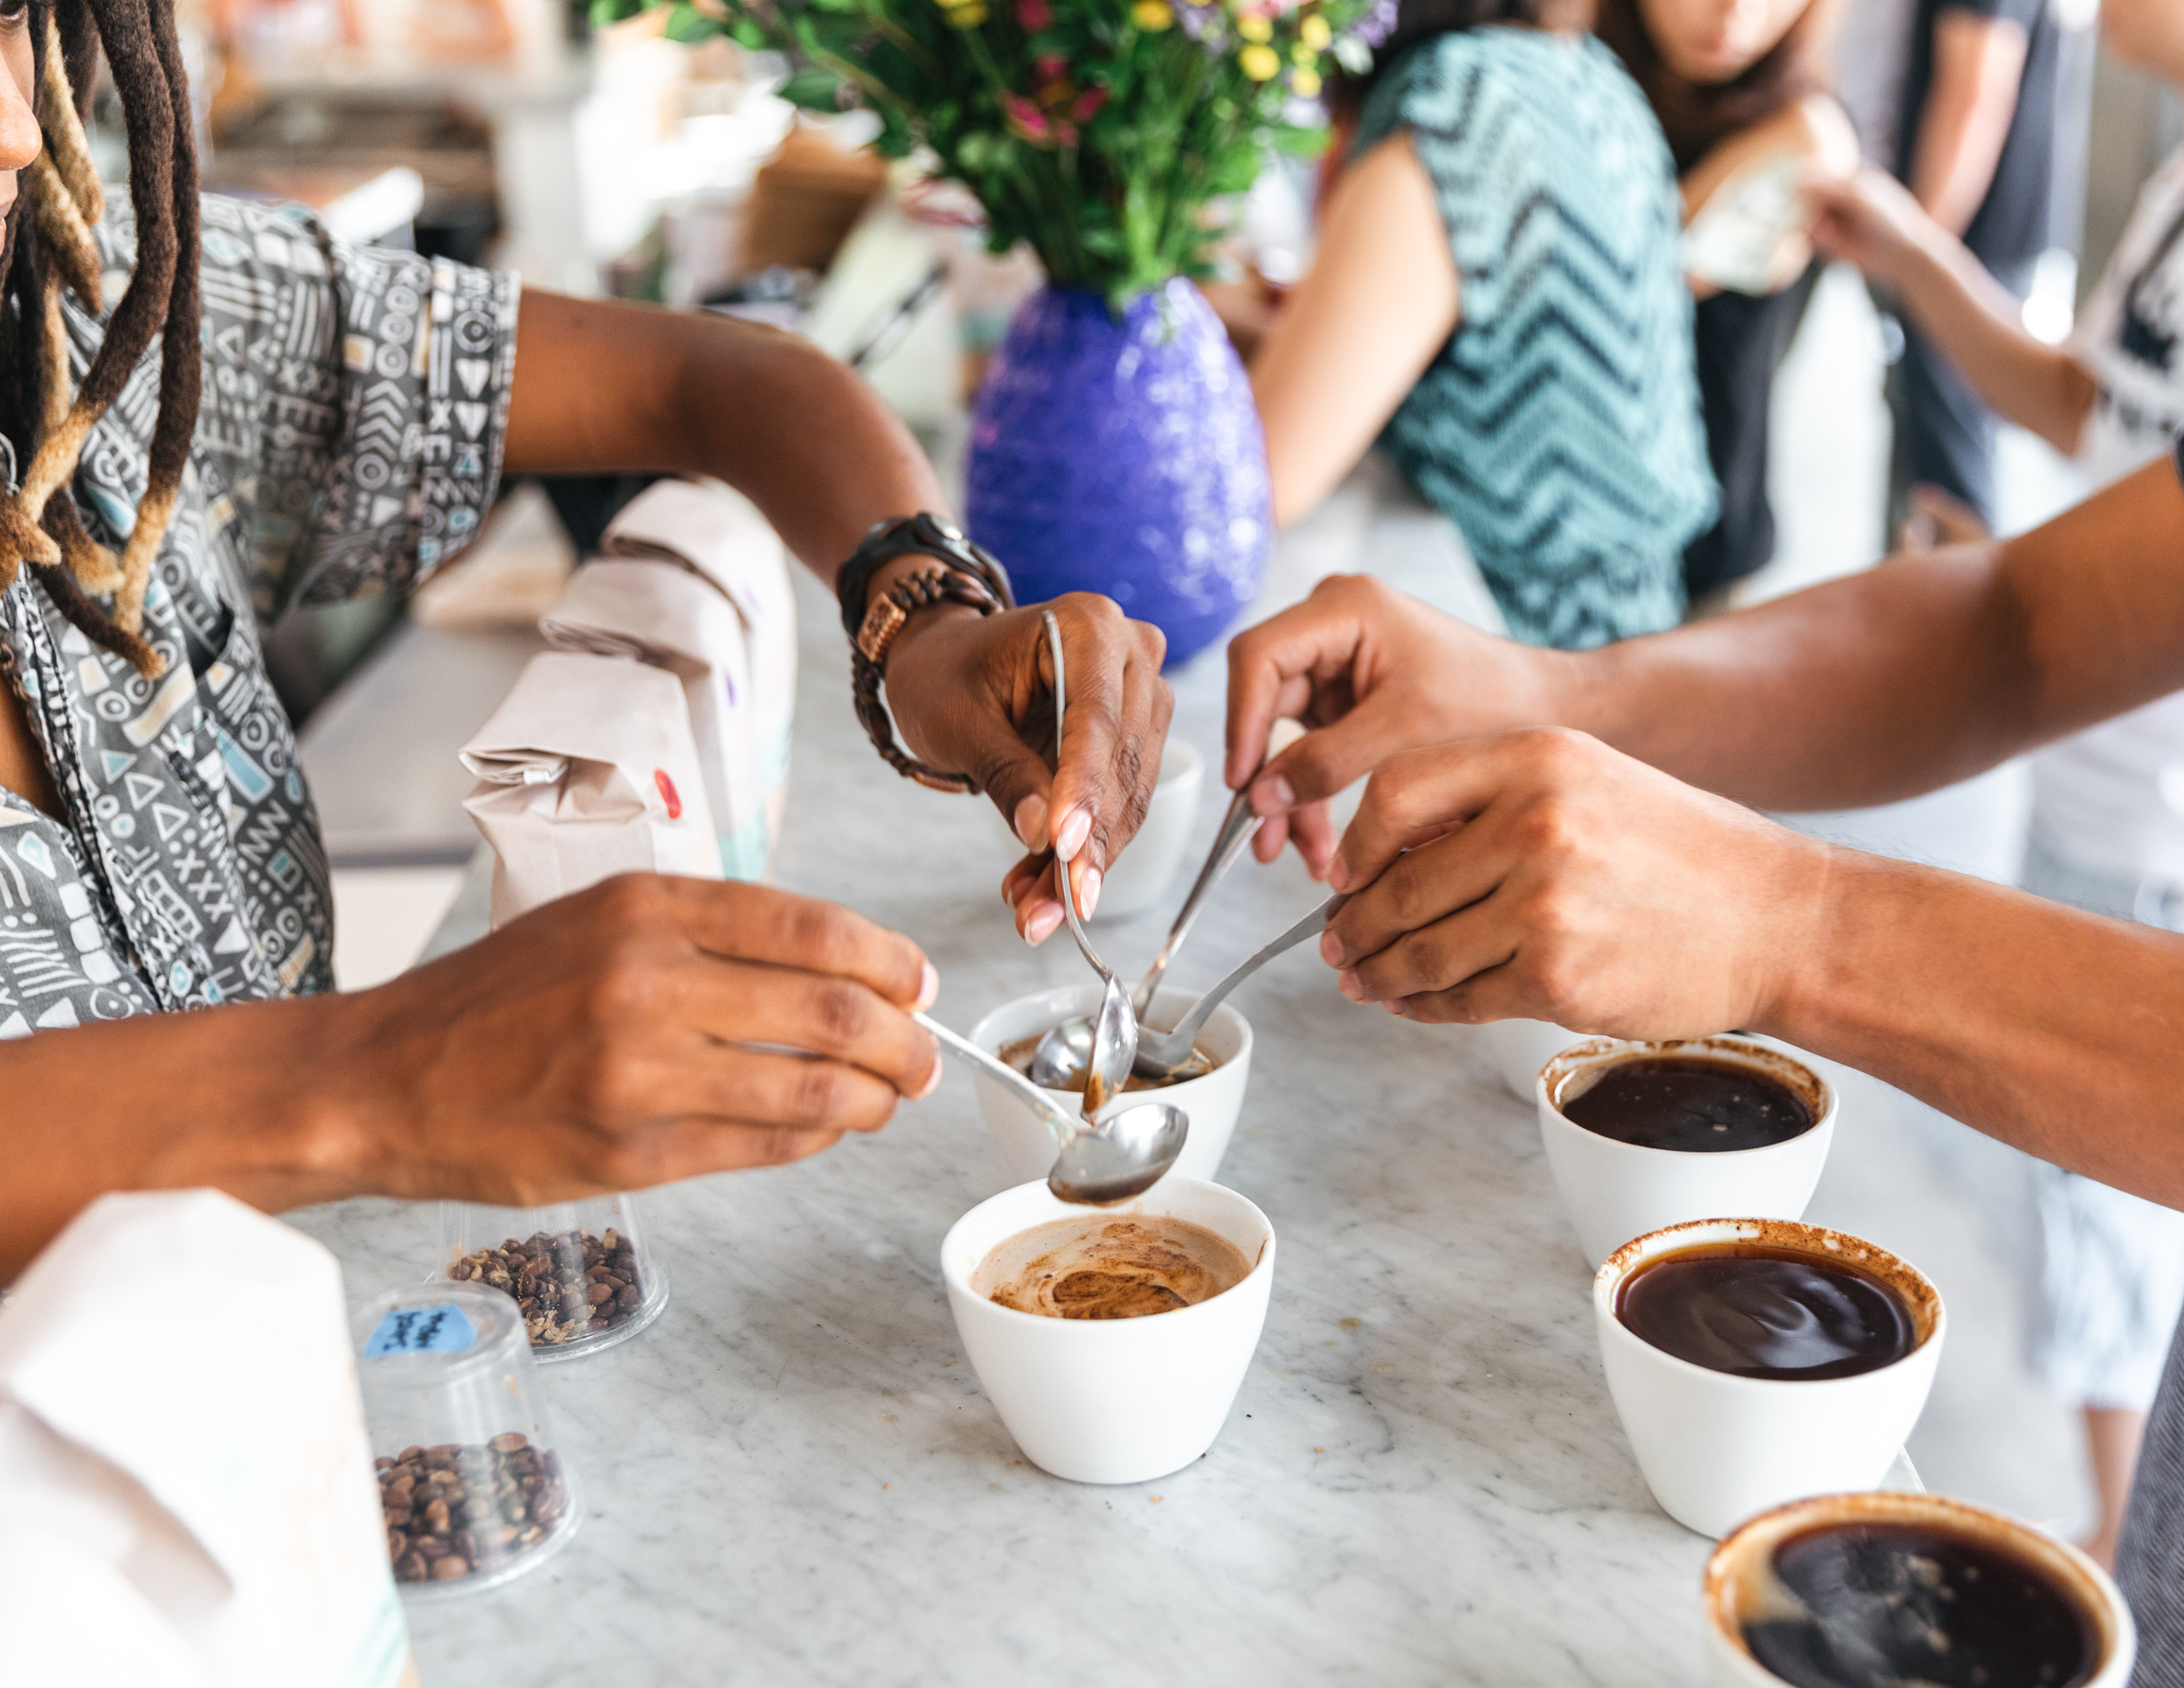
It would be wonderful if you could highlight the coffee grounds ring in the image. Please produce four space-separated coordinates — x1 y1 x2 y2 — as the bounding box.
451 1227 645 1349
378 1433 571 1587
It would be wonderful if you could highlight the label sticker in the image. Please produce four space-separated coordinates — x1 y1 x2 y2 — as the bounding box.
363 1304 477 1359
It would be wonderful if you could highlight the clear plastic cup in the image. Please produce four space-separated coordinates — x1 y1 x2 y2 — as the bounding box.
354 1281 583 1599
439 1193 670 1362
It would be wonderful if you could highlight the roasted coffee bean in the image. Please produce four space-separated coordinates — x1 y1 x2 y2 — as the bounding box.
377 1436 572 1587
449 1227 648 1348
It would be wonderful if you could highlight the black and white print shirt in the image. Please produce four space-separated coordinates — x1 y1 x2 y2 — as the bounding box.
0 193 515 1034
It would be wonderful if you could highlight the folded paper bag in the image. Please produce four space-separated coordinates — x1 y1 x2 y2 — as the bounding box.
539 558 762 880
460 651 722 930
0 1190 416 1688
600 479 797 881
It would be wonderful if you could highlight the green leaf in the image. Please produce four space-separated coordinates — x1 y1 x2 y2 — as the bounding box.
778 64 852 107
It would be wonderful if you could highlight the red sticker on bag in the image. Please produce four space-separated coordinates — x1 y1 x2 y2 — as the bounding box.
653 769 681 820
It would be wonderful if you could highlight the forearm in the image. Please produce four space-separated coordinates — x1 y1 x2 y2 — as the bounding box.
1763 847 2184 1208
503 291 947 590
1889 233 2097 453
1556 462 2184 808
1907 12 2028 237
0 997 367 1281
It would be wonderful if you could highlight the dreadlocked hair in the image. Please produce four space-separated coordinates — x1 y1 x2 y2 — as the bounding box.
0 0 200 679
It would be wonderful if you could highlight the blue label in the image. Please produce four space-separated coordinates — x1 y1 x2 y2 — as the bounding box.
364 1304 477 1359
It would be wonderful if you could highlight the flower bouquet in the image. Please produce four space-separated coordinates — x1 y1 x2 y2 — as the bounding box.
595 0 1394 663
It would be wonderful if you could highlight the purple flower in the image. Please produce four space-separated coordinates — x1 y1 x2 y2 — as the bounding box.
1349 0 1398 48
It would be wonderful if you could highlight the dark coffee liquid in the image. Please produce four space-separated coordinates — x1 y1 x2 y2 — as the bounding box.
1562 1056 1813 1152
1743 1521 2098 1688
1615 1246 1916 1380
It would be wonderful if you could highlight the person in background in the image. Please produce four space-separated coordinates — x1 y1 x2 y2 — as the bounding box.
1885 0 2059 540
1802 0 2184 1568
1593 0 1857 610
0 0 1171 1281
1241 0 1718 652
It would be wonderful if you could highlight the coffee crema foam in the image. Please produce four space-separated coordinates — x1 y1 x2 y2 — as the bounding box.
973 1215 1250 1319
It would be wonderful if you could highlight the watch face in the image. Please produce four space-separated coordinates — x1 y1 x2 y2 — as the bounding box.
930 515 964 543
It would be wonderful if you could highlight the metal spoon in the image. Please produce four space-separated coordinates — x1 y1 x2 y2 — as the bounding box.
1031 719 1305 1087
1132 891 1349 1078
1040 610 1138 1115
916 1013 1188 1205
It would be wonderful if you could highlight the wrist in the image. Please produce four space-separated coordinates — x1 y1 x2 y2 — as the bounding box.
1745 832 1849 1045
870 556 979 668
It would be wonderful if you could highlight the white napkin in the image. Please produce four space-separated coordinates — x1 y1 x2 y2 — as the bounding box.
0 1191 416 1688
538 478 798 882
460 650 722 929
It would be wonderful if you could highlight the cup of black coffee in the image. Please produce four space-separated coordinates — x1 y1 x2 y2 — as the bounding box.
1539 1036 1835 1269
1702 1491 2134 1686
1593 1217 1945 1539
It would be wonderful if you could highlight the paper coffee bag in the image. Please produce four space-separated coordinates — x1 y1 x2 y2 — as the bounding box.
595 479 798 881
0 1191 417 1688
460 650 722 929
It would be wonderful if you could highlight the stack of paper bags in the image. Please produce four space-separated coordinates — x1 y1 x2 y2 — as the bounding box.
539 478 798 884
0 1191 416 1688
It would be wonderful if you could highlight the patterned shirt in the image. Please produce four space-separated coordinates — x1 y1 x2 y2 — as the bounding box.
1356 29 1717 651
0 194 515 1034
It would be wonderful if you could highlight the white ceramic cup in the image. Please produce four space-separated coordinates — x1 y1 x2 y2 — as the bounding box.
1701 1491 2135 1686
1089 741 1204 923
1539 1035 1836 1269
1594 1217 1946 1539
966 984 1252 1191
1485 1017 1581 1103
942 1176 1275 1484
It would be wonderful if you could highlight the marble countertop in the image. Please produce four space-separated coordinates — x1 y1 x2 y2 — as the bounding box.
287 488 1722 1686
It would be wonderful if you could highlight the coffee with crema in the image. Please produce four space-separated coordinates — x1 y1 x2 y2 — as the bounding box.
973 1214 1249 1319
1741 1519 2098 1688
1615 1244 1917 1380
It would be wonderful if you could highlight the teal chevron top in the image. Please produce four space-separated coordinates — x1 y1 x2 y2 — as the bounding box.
1357 29 1717 650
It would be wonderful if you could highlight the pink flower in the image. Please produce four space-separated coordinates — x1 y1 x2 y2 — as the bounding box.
1015 0 1051 27
1056 120 1079 147
1036 52 1068 80
1001 93 1053 140
1072 85 1109 121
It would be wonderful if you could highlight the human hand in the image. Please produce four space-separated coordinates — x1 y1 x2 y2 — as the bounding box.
1224 574 1566 877
1317 730 1832 1038
342 875 943 1203
883 591 1171 944
1805 167 1935 289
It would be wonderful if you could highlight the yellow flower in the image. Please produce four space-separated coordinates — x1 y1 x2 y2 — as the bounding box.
1239 41 1279 78
1290 65 1321 97
1291 39 1316 63
1299 13 1330 49
1236 12 1272 40
1132 0 1174 25
947 2 988 22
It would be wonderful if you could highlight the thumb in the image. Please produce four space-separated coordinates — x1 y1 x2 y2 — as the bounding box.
1248 705 1405 818
975 730 1059 854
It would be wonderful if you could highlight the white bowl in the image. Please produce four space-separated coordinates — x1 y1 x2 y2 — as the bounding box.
1594 1217 1946 1539
942 1176 1275 1484
966 983 1252 1193
1539 1035 1835 1269
1484 1017 1581 1102
1702 1491 2134 1685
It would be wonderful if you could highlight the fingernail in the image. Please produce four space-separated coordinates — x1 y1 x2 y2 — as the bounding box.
916 1051 943 1099
1054 808 1091 861
1337 968 1365 1002
915 961 939 1013
1384 999 1408 1019
1026 903 1064 945
1014 792 1049 851
1079 866 1102 918
1327 853 1351 891
1319 929 1347 967
1248 774 1295 818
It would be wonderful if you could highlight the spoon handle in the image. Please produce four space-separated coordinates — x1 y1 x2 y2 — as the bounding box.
915 1013 1075 1147
1134 787 1258 1011
1042 610 1113 983
1133 719 1303 1013
1146 891 1349 1061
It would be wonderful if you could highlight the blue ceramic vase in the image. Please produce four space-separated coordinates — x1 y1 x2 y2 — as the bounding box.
964 279 1271 668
